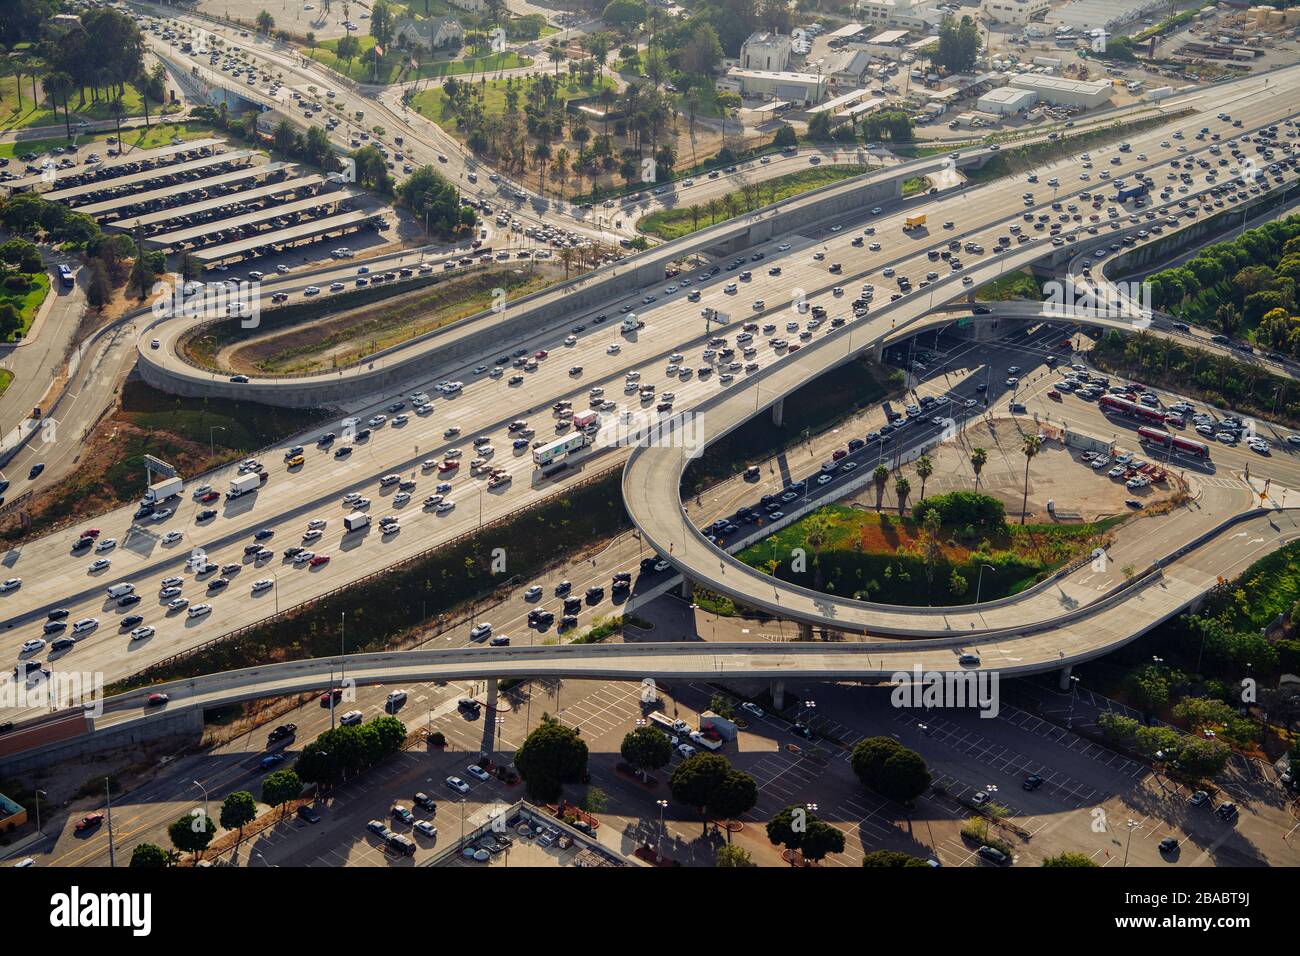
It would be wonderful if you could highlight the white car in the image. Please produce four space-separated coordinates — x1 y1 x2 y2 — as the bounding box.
307 518 328 530
95 538 117 553
21 638 44 653
251 579 274 593
470 623 493 640
161 531 184 545
445 776 471 794
0 578 22 593
129 626 155 641
677 744 697 759
89 559 111 572
465 764 491 782
150 508 173 521
778 242 791 251
741 702 765 719
187 603 213 618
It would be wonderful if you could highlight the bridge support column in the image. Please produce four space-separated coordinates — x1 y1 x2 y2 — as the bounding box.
771 398 784 428
770 680 786 710
485 677 499 711
680 577 694 601
871 338 885 363
1057 665 1073 691
797 621 813 641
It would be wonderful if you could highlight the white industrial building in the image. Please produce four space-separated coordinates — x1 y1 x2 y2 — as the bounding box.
1007 74 1112 108
980 0 1049 25
1048 0 1168 33
977 85 1038 114
741 32 793 72
719 68 829 106
856 0 947 31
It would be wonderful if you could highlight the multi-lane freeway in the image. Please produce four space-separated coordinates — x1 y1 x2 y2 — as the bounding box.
5 62 1300 738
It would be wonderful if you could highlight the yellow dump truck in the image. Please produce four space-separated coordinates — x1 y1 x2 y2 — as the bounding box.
903 214 927 231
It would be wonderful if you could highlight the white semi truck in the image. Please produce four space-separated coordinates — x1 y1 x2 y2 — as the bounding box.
227 472 261 498
144 476 184 504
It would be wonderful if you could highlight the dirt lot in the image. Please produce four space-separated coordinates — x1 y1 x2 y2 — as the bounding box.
850 417 1176 523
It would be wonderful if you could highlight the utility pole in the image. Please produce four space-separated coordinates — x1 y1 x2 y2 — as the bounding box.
106 778 117 868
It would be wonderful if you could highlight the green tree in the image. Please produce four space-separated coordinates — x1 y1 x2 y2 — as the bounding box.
168 811 216 864
862 849 929 867
773 123 798 149
895 476 911 515
516 715 590 803
1019 434 1041 524
873 464 889 510
669 752 731 834
800 820 846 865
915 454 933 501
766 804 810 860
129 842 170 868
850 736 931 801
619 726 673 779
219 791 258 845
969 447 987 486
1042 852 1099 867
261 768 302 819
715 844 756 867
256 10 275 34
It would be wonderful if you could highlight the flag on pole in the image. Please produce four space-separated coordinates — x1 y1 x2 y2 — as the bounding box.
374 44 385 57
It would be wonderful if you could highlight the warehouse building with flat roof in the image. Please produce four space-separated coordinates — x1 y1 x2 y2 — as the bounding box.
978 86 1039 114
1007 74 1112 108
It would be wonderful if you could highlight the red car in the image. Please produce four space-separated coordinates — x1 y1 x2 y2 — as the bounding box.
534 350 548 359
81 528 101 539
147 693 169 707
199 490 220 503
437 460 459 473
319 688 344 707
74 812 105 832
309 554 330 567
1047 390 1062 401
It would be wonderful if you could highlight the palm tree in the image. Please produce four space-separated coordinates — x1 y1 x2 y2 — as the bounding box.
688 204 700 232
705 197 719 225
1020 435 1042 525
43 72 74 139
548 40 564 77
895 477 911 515
915 454 933 501
559 246 576 279
873 465 888 511
970 447 987 487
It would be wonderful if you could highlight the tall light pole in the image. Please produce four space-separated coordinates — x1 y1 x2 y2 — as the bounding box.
974 563 997 604
105 778 117 868
193 779 210 821
656 799 668 861
34 789 46 834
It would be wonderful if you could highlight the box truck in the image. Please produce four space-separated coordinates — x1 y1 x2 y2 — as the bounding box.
144 476 184 504
227 472 261 498
903 214 927 231
533 433 591 468
572 410 599 430
344 512 371 532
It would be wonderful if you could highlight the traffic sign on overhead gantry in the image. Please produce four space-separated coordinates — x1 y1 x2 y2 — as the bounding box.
143 455 177 479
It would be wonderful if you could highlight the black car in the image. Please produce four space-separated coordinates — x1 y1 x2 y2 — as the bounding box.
335 446 352 458
117 593 141 608
208 578 229 591
414 792 437 811
585 586 604 601
791 724 815 740
317 432 336 445
457 698 482 715
296 804 321 824
1158 837 1179 854
268 723 297 743
51 637 76 652
254 528 275 540
28 463 45 480
560 615 579 629
43 620 67 634
119 614 143 629
48 608 70 620
1022 774 1044 791
197 509 217 521
284 546 305 558
554 580 572 595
